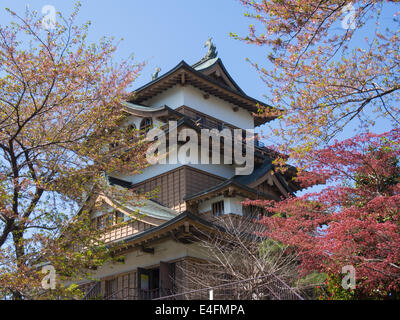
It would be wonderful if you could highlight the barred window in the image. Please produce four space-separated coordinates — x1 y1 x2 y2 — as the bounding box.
105 213 114 227
140 118 153 132
212 201 224 217
242 205 264 219
95 211 123 230
127 124 137 140
115 210 125 224
105 278 118 297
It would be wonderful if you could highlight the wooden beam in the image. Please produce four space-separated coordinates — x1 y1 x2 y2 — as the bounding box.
184 221 190 233
141 245 154 254
181 72 186 86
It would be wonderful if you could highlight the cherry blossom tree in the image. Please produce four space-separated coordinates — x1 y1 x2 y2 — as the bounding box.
0 4 148 299
233 0 399 162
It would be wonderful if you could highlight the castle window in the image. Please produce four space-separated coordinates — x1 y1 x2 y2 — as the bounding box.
140 118 153 132
105 278 118 297
127 124 137 140
97 215 106 230
105 213 114 227
212 200 224 217
115 210 124 224
243 205 264 219
95 211 123 229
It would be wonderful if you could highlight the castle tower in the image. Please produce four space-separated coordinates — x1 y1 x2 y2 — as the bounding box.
80 43 301 300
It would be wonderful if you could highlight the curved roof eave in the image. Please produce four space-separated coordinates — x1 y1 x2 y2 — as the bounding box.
110 211 223 247
121 101 167 112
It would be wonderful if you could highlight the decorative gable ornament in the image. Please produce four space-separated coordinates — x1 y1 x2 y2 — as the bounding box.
204 37 217 60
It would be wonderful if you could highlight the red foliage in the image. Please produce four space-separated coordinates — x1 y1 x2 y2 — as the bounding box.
257 129 400 295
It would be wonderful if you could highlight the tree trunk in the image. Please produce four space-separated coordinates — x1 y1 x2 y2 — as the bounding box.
12 226 25 300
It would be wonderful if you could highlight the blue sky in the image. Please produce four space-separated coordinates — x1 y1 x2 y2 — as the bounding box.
0 0 268 98
0 0 395 146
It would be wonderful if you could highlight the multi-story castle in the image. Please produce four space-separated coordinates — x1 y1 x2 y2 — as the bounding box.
79 41 300 300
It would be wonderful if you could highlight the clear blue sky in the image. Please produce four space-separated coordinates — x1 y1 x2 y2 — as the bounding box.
0 0 394 142
0 0 268 99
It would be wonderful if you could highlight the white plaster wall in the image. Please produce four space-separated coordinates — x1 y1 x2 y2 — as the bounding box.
81 240 208 280
198 195 244 216
143 85 184 110
198 195 224 214
115 162 178 184
113 85 257 185
225 196 245 216
115 141 237 185
122 115 141 129
116 162 235 185
122 115 163 130
143 85 254 130
114 85 256 185
183 86 254 129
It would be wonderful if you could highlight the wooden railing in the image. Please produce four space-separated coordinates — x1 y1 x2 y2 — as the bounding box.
83 281 102 300
103 287 160 300
84 274 303 300
153 274 304 301
99 220 152 244
180 114 271 154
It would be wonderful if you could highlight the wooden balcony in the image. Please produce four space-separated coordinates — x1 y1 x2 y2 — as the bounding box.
105 288 162 300
83 283 162 300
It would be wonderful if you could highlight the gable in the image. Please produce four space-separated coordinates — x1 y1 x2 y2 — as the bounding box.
193 58 245 94
128 60 275 127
